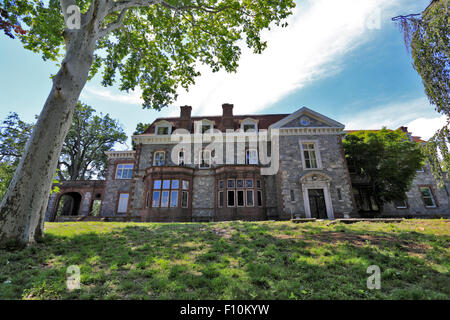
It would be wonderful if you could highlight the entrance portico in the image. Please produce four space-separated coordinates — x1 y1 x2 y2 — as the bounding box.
301 172 334 219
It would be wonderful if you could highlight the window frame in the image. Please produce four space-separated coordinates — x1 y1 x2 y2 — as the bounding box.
419 186 437 208
199 149 212 169
117 193 130 214
300 140 322 170
115 163 134 180
153 151 166 166
246 149 259 165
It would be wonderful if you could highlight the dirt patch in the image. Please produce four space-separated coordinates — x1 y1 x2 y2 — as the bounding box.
274 232 432 255
211 227 233 239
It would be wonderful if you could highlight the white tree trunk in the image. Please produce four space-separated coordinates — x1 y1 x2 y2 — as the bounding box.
0 28 98 248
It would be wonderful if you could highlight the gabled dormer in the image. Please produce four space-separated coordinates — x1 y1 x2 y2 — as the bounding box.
154 120 173 135
194 119 215 133
240 118 259 132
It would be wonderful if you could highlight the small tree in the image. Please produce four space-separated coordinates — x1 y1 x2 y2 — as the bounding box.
343 129 424 212
132 122 151 150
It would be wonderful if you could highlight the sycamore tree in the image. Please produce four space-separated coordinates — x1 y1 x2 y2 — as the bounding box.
392 0 449 187
0 0 295 248
343 129 424 213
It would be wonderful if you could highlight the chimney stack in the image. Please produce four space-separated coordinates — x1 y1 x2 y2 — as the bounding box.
222 103 234 130
179 105 192 131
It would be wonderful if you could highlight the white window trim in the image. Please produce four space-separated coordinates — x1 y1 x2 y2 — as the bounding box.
178 150 185 166
246 149 259 165
299 140 323 170
199 149 211 169
115 164 134 180
153 151 166 166
154 121 172 136
394 200 408 209
117 193 129 214
195 119 215 134
218 191 224 208
257 190 263 207
240 118 259 132
246 189 255 207
181 191 189 208
237 189 245 207
420 187 437 208
227 190 235 207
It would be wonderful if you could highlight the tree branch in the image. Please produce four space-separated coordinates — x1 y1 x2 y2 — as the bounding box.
98 8 128 39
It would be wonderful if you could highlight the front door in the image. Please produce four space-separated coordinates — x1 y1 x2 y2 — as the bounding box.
308 189 327 219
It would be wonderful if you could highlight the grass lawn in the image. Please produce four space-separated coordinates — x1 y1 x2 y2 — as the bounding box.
0 219 448 300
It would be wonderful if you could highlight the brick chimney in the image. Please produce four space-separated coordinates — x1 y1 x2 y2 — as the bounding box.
221 103 234 130
179 105 192 131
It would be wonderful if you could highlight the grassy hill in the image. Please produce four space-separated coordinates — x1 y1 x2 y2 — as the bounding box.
0 220 448 299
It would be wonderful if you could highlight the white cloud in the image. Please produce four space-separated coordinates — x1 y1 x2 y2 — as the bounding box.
82 86 143 105
342 96 447 140
406 115 448 140
174 0 399 116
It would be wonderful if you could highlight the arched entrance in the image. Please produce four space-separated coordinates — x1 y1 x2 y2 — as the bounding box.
52 192 83 220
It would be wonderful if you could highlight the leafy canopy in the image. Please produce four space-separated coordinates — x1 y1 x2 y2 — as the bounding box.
59 102 127 180
393 0 449 186
343 129 424 209
1 0 295 109
0 103 127 185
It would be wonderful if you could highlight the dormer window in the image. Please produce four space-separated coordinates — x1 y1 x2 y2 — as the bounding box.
154 121 172 135
195 119 215 134
240 118 258 132
157 126 169 135
201 124 213 133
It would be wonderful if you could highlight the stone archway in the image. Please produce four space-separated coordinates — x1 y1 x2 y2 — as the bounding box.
300 172 334 219
52 192 83 220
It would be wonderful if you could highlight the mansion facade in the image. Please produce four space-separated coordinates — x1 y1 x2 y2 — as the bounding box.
45 104 450 222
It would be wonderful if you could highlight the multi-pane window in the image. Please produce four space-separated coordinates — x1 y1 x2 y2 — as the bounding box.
394 199 407 209
243 124 256 132
224 179 256 207
302 143 318 169
199 150 211 168
152 179 185 208
181 180 189 208
156 126 169 135
257 179 262 207
420 187 436 208
246 149 258 165
153 151 165 166
115 164 134 179
117 193 129 213
201 124 213 133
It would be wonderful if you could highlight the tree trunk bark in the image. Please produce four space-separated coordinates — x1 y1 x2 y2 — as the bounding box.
0 29 98 249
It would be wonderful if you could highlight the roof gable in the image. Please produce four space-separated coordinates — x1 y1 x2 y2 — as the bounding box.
269 107 345 129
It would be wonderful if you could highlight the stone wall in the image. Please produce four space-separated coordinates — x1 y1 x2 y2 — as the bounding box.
383 165 450 217
277 134 355 219
101 158 132 216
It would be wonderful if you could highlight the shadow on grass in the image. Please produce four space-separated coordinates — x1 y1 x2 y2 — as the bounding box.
0 221 448 300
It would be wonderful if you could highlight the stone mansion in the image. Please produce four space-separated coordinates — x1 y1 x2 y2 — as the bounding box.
45 104 450 222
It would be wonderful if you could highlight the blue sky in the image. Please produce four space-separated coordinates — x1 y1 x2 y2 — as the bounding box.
0 0 445 150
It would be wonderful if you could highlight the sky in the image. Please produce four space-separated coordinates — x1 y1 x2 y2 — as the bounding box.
0 0 446 150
